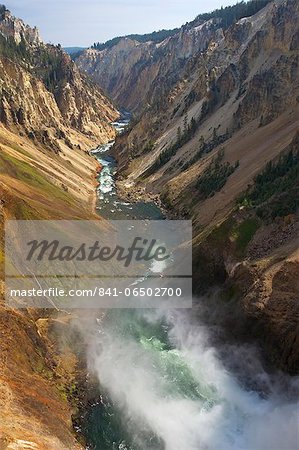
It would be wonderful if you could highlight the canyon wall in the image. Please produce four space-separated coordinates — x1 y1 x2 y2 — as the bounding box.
0 6 118 152
0 6 118 448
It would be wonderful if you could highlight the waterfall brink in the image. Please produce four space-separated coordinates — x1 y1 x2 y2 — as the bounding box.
82 308 299 450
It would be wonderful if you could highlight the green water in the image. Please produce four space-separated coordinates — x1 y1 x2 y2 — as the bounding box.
82 310 218 450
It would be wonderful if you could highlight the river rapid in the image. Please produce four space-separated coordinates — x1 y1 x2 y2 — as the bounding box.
81 117 299 450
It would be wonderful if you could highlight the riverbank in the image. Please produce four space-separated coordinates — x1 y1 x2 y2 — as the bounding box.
115 176 182 219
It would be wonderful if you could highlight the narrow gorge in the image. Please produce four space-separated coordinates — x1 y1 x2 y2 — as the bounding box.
0 1 298 449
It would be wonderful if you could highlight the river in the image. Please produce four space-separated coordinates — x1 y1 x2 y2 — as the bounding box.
81 118 299 450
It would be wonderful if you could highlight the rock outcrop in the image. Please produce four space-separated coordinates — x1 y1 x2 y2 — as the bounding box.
0 5 41 45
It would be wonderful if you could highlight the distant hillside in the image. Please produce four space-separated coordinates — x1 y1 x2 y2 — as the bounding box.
189 0 271 28
76 0 274 113
81 0 272 55
90 28 180 52
64 46 86 55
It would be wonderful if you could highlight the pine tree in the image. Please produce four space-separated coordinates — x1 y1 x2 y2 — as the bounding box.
176 126 182 144
183 114 188 134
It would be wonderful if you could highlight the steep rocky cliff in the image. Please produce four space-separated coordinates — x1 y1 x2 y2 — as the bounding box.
113 0 298 180
76 0 271 115
0 6 118 152
82 0 299 373
76 19 222 113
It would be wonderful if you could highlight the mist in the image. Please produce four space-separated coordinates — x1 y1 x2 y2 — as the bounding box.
84 306 299 450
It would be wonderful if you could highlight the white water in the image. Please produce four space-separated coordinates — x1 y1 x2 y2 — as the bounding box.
87 307 299 450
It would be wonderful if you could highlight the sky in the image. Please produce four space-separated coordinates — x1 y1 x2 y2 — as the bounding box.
5 0 239 47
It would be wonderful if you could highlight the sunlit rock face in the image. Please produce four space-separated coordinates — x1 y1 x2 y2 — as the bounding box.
0 6 119 152
76 18 224 113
